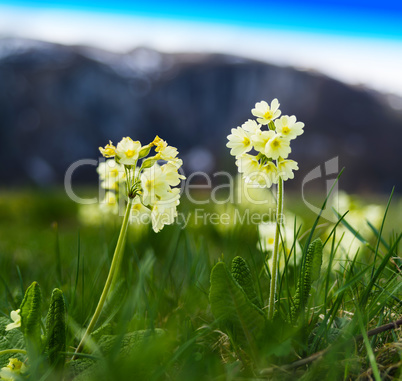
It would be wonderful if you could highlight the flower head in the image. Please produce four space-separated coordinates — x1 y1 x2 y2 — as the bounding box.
161 163 186 186
242 119 261 134
99 191 119 215
151 188 181 232
140 165 170 206
274 115 304 140
5 309 21 331
97 135 185 232
99 140 116 158
251 130 272 153
0 358 27 381
264 132 291 160
226 127 252 157
227 98 303 188
115 137 142 165
251 99 281 125
153 136 179 161
278 159 299 181
97 159 125 190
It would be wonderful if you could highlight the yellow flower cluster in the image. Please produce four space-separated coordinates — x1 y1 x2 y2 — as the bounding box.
226 99 304 188
98 136 185 232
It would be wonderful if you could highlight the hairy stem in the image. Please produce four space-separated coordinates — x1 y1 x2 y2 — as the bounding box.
0 349 27 356
268 178 284 320
72 198 133 359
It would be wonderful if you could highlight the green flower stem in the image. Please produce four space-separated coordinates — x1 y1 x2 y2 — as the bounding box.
72 197 133 359
0 349 27 356
268 177 284 320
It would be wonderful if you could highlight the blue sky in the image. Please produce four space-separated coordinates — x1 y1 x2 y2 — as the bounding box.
1 0 402 39
1 0 402 97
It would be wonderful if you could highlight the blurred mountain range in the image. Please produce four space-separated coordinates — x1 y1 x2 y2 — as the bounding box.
0 37 401 193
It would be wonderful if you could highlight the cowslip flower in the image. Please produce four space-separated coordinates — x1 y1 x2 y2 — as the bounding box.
98 135 185 232
274 115 304 140
5 309 21 331
75 135 185 358
97 159 125 190
0 358 27 381
278 159 299 181
264 131 291 160
226 127 252 156
252 130 272 153
227 99 303 189
141 165 171 206
99 191 119 215
241 119 261 134
99 140 116 158
153 136 179 160
251 99 281 125
151 188 181 233
227 99 304 320
115 137 142 165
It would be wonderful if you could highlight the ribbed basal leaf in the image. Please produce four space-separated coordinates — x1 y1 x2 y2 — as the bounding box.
46 288 66 370
210 262 265 347
309 239 323 283
20 281 42 360
291 239 323 323
231 256 261 308
0 317 26 367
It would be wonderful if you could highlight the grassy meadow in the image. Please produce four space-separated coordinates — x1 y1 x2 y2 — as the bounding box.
0 186 401 380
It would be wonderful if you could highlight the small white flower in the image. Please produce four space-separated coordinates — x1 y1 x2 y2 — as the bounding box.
161 163 186 186
245 162 277 188
258 222 277 252
153 136 179 160
251 99 281 125
115 137 142 165
235 154 260 175
140 165 170 206
261 161 279 185
99 191 119 215
99 140 116 158
264 133 291 160
241 119 261 134
97 159 125 190
251 130 272 153
278 159 299 181
151 188 180 232
236 154 278 188
226 127 253 157
168 157 184 168
0 358 27 380
274 115 304 140
5 309 21 331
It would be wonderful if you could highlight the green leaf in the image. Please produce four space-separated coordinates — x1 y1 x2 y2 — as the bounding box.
291 239 323 323
209 262 266 349
46 288 66 370
20 281 42 361
70 330 165 381
231 256 261 308
97 329 165 357
0 317 26 367
309 239 323 283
